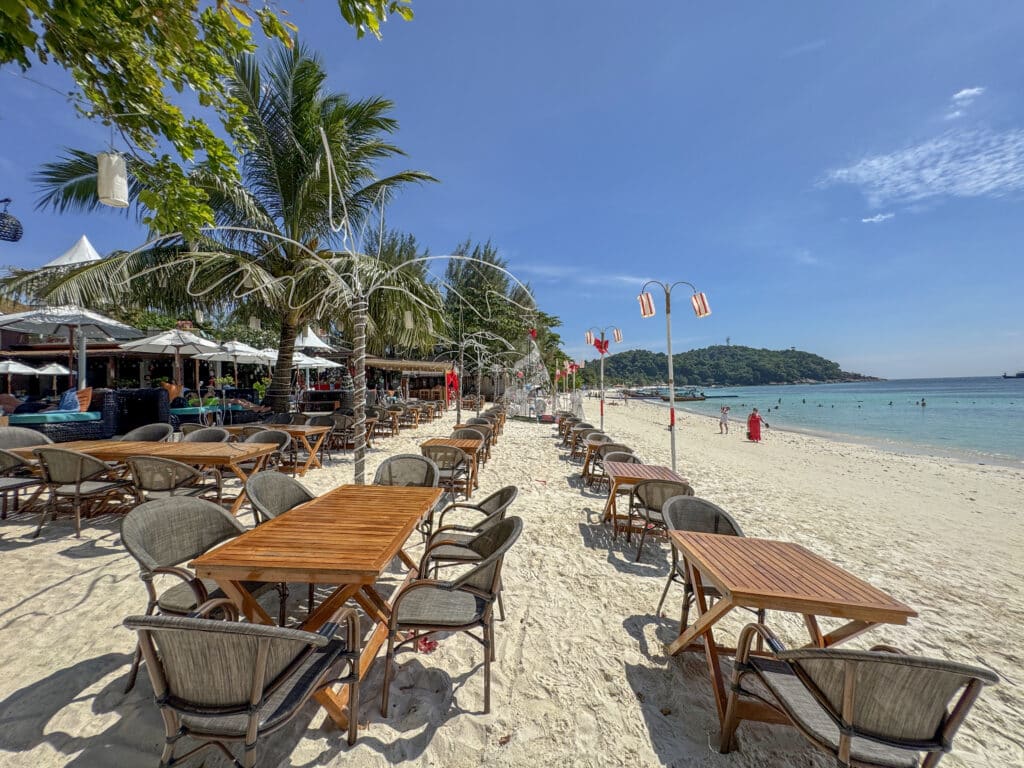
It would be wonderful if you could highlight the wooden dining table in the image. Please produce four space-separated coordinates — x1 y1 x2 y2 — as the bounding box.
420 437 483 495
224 423 331 476
191 484 443 729
12 439 277 514
666 531 918 728
601 461 688 533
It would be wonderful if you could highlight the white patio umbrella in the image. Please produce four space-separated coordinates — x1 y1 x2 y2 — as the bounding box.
193 340 270 384
0 360 39 394
294 325 333 350
307 356 342 369
0 305 142 390
119 329 221 388
35 362 71 393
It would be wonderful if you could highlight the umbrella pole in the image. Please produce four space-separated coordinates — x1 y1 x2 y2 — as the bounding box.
77 325 88 390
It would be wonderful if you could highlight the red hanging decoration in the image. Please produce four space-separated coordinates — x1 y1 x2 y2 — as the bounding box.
594 339 610 355
528 328 538 339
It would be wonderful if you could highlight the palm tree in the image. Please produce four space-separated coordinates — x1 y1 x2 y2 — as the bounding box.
14 43 436 412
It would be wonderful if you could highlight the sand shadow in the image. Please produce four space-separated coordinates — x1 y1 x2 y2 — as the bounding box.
577 518 669 579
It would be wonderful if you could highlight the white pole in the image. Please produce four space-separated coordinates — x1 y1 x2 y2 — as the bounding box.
77 326 88 390
599 332 606 431
665 288 677 472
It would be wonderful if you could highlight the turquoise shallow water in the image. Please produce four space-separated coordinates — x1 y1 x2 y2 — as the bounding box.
651 377 1024 464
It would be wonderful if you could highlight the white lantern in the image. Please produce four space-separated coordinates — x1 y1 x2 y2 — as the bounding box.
248 316 261 331
194 309 205 324
403 310 415 330
96 152 129 208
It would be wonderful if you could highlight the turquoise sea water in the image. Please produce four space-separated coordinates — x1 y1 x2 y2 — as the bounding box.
654 377 1024 465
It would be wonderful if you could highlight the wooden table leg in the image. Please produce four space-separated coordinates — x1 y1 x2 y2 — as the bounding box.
603 479 618 523
297 433 325 476
803 614 825 647
224 455 268 514
215 579 276 625
665 584 735 656
690 565 729 724
814 619 877 648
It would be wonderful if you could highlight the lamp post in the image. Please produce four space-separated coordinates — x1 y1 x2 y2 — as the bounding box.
584 325 621 431
638 282 711 472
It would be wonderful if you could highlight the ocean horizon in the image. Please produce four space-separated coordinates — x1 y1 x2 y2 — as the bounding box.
613 377 1024 466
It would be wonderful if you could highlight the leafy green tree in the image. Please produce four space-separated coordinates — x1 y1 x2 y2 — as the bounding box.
1 1 414 234
8 44 435 413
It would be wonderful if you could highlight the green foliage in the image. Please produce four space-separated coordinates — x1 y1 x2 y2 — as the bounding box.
578 345 873 386
2 1 414 234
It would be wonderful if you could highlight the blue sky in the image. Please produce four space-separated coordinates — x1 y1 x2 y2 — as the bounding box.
2 2 1023 378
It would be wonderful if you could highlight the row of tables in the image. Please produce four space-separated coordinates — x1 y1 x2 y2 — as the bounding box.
558 414 918 735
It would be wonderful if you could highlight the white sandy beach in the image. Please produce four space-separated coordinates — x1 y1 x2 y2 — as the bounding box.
0 400 1020 767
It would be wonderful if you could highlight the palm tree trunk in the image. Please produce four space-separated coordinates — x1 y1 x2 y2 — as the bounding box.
268 320 297 413
352 297 369 485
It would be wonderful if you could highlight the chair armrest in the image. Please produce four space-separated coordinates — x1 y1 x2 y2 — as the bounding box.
736 622 787 663
316 605 362 655
868 644 908 655
189 597 239 621
418 538 464 573
436 502 486 529
149 566 209 606
432 524 479 535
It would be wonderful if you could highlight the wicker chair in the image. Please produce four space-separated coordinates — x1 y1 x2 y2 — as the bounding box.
246 472 315 614
381 517 523 717
181 426 230 443
331 413 355 451
451 427 485 443
0 448 43 519
33 447 133 538
120 498 285 691
571 430 608 462
120 423 174 442
124 606 362 765
373 454 440 488
241 429 292 473
629 479 694 561
265 413 292 425
420 445 472 501
235 424 268 439
289 413 309 426
305 414 335 462
0 426 52 449
654 496 764 633
563 421 593 446
179 422 207 437
720 623 999 766
587 442 632 487
127 456 222 503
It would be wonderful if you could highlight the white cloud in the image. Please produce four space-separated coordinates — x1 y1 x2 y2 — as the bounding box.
782 39 827 58
943 109 963 121
861 212 895 224
823 129 1024 205
513 263 650 287
952 87 985 103
793 249 819 265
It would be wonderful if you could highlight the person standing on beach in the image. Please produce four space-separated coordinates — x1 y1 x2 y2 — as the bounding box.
747 407 764 442
719 405 730 434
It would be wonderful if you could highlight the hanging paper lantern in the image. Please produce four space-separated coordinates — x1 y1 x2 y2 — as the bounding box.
0 199 23 242
403 310 414 330
579 359 585 369
691 292 711 318
194 309 205 324
613 327 623 343
248 316 261 331
97 152 129 208
638 292 656 318
528 328 538 339
426 317 433 334
584 330 595 345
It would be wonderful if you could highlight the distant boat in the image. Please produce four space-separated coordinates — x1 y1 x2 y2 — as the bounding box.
659 387 706 402
1002 371 1024 379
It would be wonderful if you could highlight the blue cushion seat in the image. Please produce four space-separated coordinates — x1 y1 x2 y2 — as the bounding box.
169 406 224 416
9 411 102 425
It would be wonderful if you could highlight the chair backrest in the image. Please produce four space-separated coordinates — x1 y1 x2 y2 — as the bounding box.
332 413 355 430
0 426 52 449
237 425 268 438
603 450 641 465
334 407 355 417
127 456 201 494
587 433 613 446
451 428 485 442
305 415 333 428
289 414 309 426
33 447 109 485
597 442 631 459
121 497 246 571
633 479 694 511
373 454 439 487
123 614 325 709
572 422 594 431
246 472 314 524
181 427 230 443
421 445 469 471
0 448 30 476
663 496 743 536
244 429 291 451
776 648 998 755
449 516 523 594
473 485 519 518
466 417 492 426
267 413 292 425
179 422 205 436
121 423 174 442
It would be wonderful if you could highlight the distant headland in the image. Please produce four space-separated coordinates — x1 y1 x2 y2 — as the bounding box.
577 345 881 387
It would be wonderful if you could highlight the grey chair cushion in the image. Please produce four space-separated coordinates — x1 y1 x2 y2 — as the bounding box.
743 658 919 768
179 637 349 736
0 477 40 492
52 480 130 496
157 579 272 615
141 485 218 500
396 587 485 627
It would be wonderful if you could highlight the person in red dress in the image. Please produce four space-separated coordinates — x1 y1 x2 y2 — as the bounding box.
747 407 763 442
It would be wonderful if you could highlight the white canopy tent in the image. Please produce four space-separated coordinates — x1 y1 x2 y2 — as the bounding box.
294 326 333 350
119 329 221 389
41 235 102 269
